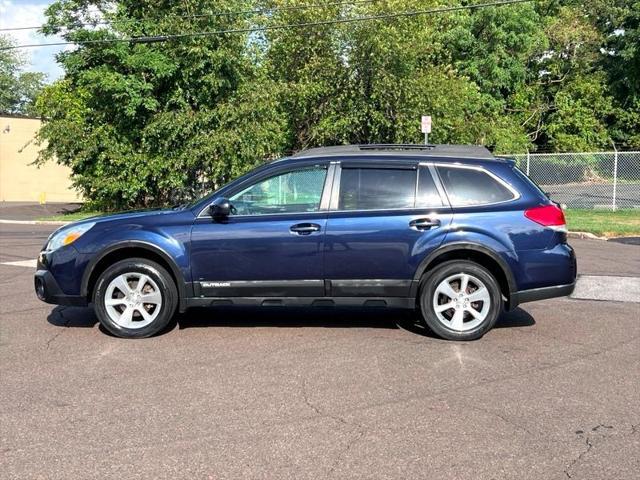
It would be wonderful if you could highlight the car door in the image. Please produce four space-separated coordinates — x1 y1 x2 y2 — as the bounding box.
190 163 332 297
324 161 452 297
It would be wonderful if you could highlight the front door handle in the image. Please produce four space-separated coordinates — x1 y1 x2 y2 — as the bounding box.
290 223 321 235
410 218 441 231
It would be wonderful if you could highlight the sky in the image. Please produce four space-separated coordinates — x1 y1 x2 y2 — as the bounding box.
0 0 65 82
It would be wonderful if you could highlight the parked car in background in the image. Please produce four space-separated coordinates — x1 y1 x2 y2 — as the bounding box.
35 144 576 340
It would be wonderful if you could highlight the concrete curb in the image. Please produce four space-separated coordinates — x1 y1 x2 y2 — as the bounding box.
0 219 69 226
566 231 608 241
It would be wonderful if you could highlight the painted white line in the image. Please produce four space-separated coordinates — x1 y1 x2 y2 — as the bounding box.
572 275 640 303
1 259 38 268
0 219 69 226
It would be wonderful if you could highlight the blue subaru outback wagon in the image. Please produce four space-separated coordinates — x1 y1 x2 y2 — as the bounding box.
35 144 576 340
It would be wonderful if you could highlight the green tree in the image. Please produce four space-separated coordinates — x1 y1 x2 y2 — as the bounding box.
35 0 639 210
534 4 614 151
36 0 287 210
0 36 47 115
443 2 545 99
596 0 640 147
497 2 620 152
264 0 530 153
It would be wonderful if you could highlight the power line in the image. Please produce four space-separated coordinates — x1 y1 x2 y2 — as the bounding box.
0 0 381 32
0 0 534 51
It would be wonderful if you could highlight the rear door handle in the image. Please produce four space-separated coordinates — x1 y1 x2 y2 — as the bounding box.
290 223 321 235
409 218 440 230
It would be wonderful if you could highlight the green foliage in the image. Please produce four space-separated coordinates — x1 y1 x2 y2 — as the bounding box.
0 36 47 115
544 73 615 152
444 3 545 98
36 0 286 210
34 0 640 210
263 0 529 152
598 1 640 148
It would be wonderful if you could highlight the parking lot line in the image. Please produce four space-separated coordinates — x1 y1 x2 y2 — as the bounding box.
1 259 37 268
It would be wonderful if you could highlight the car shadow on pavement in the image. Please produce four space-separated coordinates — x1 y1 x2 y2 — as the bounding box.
388 307 535 338
45 305 535 338
495 307 536 329
177 307 403 330
47 306 98 328
176 306 535 337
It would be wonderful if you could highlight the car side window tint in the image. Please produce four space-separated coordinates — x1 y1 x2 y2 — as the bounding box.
416 167 443 207
338 168 416 210
437 166 515 206
230 167 327 215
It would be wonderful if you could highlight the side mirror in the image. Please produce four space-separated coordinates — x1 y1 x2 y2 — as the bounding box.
209 197 236 219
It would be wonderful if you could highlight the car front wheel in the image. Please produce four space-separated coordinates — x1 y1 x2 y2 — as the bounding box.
419 260 502 341
93 258 178 338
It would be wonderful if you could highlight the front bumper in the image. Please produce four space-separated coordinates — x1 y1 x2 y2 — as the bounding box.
34 269 87 307
509 281 576 310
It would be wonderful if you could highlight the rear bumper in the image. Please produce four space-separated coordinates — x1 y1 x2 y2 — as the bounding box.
34 270 87 307
509 282 576 310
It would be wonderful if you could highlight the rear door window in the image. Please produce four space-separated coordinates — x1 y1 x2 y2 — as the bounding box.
437 166 515 206
338 168 416 210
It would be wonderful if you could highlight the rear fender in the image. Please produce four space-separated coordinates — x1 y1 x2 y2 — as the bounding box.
411 240 518 306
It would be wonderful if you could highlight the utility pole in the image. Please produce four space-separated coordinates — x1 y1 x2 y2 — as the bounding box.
611 140 618 212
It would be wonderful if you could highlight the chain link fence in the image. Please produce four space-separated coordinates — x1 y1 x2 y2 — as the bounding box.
508 151 640 210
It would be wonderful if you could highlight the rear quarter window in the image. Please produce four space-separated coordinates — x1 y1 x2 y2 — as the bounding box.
437 166 516 206
511 165 549 201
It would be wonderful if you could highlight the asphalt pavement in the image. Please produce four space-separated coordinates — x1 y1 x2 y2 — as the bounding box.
0 201 82 221
543 182 640 209
0 223 638 479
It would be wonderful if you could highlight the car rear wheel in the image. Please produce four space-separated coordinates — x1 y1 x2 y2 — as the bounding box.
419 260 502 341
93 258 178 338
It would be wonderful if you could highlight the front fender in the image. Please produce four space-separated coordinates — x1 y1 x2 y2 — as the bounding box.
79 230 190 307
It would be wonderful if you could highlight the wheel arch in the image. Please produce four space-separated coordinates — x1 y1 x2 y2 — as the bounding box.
411 242 517 309
81 241 189 311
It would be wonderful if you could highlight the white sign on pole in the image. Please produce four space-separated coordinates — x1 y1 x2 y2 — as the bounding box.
421 115 432 134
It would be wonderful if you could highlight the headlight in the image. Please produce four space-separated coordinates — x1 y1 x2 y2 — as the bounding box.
47 222 96 251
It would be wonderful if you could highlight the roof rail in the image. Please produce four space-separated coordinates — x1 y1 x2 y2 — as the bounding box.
290 144 497 160
358 144 436 151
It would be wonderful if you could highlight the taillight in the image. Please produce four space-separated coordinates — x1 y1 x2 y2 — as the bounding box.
524 204 567 231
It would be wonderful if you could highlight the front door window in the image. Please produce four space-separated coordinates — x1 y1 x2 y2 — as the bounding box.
230 167 327 215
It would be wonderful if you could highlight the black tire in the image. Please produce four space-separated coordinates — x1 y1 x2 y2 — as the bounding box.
93 258 178 338
419 260 502 341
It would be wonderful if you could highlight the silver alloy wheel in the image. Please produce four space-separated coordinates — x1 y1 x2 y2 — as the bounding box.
104 273 162 329
432 273 491 332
